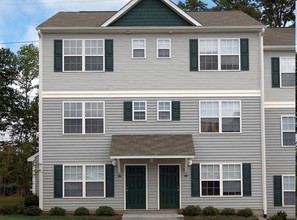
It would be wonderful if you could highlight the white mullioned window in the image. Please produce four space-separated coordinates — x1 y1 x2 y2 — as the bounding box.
199 38 240 71
157 101 171 121
199 100 241 133
282 175 295 206
132 39 146 58
280 57 295 87
201 163 242 197
63 39 104 72
281 115 295 147
63 101 105 134
157 38 171 58
133 101 147 121
63 165 105 198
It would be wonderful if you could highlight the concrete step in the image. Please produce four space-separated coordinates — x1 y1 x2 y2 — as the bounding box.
122 213 184 220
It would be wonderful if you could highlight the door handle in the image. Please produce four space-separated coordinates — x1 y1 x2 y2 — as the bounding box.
126 187 128 192
177 187 180 192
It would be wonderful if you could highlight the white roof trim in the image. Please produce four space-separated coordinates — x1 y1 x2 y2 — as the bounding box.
110 155 195 159
27 152 39 162
101 0 202 27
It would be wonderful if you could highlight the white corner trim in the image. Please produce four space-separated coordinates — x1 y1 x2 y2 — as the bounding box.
42 90 261 98
264 102 295 109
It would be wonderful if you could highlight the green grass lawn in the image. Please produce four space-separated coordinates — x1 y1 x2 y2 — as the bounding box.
0 216 121 220
0 195 21 207
184 216 257 220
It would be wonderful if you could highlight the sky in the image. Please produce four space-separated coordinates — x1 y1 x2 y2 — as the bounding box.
0 0 215 52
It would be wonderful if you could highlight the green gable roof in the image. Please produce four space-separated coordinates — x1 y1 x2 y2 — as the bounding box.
110 0 193 26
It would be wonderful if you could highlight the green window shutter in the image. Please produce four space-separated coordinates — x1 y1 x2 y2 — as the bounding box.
191 163 200 197
124 101 132 121
240 39 249 71
54 165 63 198
172 101 180 121
271 57 280 88
105 39 114 72
54 40 63 72
105 164 114 197
242 163 251 196
189 39 198 71
274 175 282 206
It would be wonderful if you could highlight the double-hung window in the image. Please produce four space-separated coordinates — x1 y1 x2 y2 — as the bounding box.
133 101 146 121
157 101 171 121
281 116 295 147
201 164 242 197
199 39 240 71
63 39 104 72
64 165 105 198
280 57 295 87
132 39 146 58
283 175 295 206
200 101 241 133
63 102 104 134
157 39 171 58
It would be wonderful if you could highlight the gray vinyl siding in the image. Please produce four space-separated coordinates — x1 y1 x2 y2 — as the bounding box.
265 108 295 218
42 96 262 211
264 50 295 102
41 33 260 91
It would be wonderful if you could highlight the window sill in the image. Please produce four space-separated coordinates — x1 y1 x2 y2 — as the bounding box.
63 196 106 199
62 133 106 135
199 132 242 134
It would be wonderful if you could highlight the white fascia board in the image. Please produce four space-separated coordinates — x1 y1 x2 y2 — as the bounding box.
110 155 195 159
264 102 295 109
42 90 261 98
27 152 39 162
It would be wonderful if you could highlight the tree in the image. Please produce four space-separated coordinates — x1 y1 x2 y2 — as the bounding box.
177 0 208 11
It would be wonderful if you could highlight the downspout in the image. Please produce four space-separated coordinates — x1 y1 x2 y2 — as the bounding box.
259 27 267 218
38 29 43 210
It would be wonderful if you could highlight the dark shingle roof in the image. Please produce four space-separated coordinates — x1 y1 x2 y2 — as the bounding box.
264 28 295 46
37 10 263 28
110 134 195 158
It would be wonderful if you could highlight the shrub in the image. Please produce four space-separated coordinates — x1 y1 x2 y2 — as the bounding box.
74 206 89 216
24 194 39 207
202 206 219 216
269 211 287 220
238 208 253 217
96 206 114 216
221 208 236 216
0 205 17 215
49 206 66 216
183 205 201 216
24 206 42 216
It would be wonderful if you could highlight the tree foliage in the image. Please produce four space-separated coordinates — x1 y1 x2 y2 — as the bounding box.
177 0 208 11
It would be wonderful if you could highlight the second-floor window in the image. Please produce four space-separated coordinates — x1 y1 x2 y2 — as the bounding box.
280 57 295 87
157 101 171 121
133 101 147 121
63 39 104 72
63 102 104 134
132 39 146 58
281 116 295 147
157 39 171 58
199 39 240 71
200 101 241 133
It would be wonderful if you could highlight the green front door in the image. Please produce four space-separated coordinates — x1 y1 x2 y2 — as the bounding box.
126 166 146 209
159 165 180 209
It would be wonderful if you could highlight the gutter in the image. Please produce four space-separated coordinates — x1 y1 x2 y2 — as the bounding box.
260 27 267 218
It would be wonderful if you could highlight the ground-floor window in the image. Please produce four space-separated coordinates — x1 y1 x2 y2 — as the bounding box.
283 175 295 206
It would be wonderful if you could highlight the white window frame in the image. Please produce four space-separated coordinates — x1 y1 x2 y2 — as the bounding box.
280 57 295 88
157 101 172 121
63 164 105 198
157 38 171 58
199 100 242 133
282 175 295 207
200 163 243 197
132 39 146 59
281 115 295 147
132 101 147 121
198 38 240 71
63 39 105 72
63 101 105 134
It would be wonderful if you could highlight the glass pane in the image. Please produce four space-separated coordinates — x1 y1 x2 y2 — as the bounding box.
284 176 295 190
222 118 240 132
64 182 82 197
86 166 104 181
282 117 295 131
283 132 295 146
200 39 218 54
85 102 103 118
158 39 170 49
201 165 219 179
202 181 220 196
223 164 241 179
200 55 218 70
64 166 82 181
64 40 82 55
221 39 239 55
159 101 170 110
201 118 219 132
200 102 219 117
221 55 239 70
222 101 240 117
85 40 104 55
86 182 104 197
282 73 295 87
133 40 145 49
64 119 82 133
223 181 241 195
134 112 146 120
134 102 145 111
64 56 82 71
284 192 295 206
159 112 170 120
85 56 103 71
85 119 104 133
281 57 295 73
133 49 145 58
158 49 170 57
